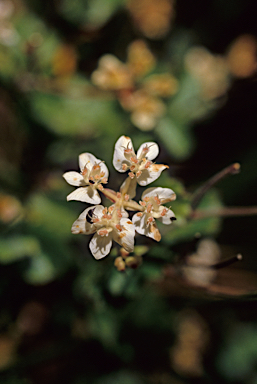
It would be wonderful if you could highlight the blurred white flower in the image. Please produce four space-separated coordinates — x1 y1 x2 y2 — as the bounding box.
182 238 221 287
0 0 19 46
185 46 230 100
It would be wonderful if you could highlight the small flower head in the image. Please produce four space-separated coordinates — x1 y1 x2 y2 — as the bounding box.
132 187 176 241
226 34 257 78
185 47 230 100
127 39 156 78
113 135 168 186
63 135 176 264
63 153 108 204
126 0 175 40
71 205 135 260
91 54 133 91
143 73 179 98
120 90 166 131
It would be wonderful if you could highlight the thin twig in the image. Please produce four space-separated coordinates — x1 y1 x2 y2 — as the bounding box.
191 163 240 210
211 254 242 270
191 206 257 219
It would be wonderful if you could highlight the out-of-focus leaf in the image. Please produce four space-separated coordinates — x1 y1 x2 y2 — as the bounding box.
23 252 57 285
0 236 41 264
0 235 57 284
107 270 129 296
156 117 195 160
89 309 119 348
169 74 214 124
28 91 124 136
217 323 257 380
26 193 77 240
14 12 61 73
60 0 126 28
164 189 222 246
0 47 18 79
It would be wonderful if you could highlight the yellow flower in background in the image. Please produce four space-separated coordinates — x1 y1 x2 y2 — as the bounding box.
226 34 257 78
91 39 179 130
184 46 231 100
126 0 175 40
126 39 156 78
91 54 133 91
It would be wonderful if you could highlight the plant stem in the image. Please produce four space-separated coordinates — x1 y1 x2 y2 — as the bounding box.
191 163 240 210
211 254 242 270
191 206 257 219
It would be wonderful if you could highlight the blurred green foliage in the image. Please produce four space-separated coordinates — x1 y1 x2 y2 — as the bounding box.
1 0 257 383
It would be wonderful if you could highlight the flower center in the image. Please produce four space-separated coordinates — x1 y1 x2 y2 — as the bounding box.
82 162 107 187
122 144 153 179
93 207 124 236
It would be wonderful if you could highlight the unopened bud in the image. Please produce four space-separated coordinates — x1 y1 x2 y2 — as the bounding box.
114 257 126 271
125 255 142 269
120 247 130 258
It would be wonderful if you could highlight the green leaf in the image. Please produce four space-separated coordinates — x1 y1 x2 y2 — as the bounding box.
23 252 57 285
156 117 195 160
164 189 223 246
0 236 41 264
217 323 257 380
60 0 126 28
89 309 119 348
26 193 77 240
28 91 123 137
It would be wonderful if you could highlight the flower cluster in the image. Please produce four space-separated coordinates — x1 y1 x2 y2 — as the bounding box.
63 136 176 265
91 40 178 131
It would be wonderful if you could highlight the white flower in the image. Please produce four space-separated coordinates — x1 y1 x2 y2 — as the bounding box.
182 238 221 287
63 153 108 204
71 205 135 260
132 187 176 241
113 135 168 186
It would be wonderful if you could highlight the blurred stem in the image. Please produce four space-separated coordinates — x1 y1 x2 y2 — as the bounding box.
211 254 242 270
16 74 115 99
191 163 241 210
191 206 257 219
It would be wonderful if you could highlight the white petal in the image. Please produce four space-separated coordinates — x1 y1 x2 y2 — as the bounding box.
132 213 161 241
113 135 134 172
137 164 168 186
132 213 148 236
63 171 85 187
89 233 113 260
157 207 176 225
114 218 135 252
79 153 98 172
71 206 99 234
67 186 101 204
92 204 105 219
99 162 109 179
142 187 176 202
137 142 159 161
